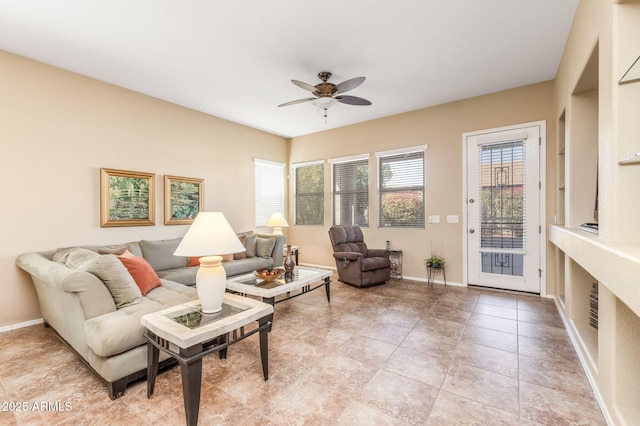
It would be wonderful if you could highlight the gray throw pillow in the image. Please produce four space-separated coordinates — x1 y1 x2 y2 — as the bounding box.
140 238 187 271
65 248 100 269
53 247 78 263
244 233 257 258
256 236 275 258
80 255 142 308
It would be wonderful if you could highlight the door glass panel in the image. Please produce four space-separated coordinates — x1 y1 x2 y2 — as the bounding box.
479 141 526 277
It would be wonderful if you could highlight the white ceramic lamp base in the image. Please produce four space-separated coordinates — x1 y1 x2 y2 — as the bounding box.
196 255 227 314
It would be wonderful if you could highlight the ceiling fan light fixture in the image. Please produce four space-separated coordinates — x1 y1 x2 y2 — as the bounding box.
279 71 370 122
312 97 337 109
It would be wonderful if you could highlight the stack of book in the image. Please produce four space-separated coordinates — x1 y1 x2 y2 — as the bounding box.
589 282 599 329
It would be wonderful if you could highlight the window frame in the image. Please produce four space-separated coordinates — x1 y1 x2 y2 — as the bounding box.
376 145 428 229
329 153 370 227
254 158 285 227
292 160 325 226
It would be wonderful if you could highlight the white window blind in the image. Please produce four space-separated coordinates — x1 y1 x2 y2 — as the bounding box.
377 147 426 228
330 155 369 226
293 161 324 225
254 158 285 227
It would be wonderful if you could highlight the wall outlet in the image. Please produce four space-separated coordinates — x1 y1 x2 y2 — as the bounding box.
446 215 459 223
429 215 441 223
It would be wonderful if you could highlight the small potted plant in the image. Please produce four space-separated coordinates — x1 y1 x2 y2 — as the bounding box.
425 253 445 269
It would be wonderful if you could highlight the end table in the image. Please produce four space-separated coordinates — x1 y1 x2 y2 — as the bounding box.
141 294 273 426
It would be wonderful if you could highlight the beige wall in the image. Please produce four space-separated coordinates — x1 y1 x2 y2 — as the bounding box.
289 81 556 286
2 50 558 329
0 51 287 328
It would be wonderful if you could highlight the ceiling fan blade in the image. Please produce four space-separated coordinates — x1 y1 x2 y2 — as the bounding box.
335 76 365 93
277 98 315 107
336 95 372 106
291 80 318 93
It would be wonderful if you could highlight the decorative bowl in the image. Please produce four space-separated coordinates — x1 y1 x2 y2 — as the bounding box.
253 268 285 282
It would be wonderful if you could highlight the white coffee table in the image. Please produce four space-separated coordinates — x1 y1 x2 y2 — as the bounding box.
226 266 332 306
141 294 273 426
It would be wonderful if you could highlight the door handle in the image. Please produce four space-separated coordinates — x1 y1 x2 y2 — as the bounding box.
469 229 475 234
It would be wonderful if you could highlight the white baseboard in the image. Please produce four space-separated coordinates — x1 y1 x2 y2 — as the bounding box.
0 318 44 334
553 296 613 426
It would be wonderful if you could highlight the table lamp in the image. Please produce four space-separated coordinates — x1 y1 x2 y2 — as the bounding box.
174 212 245 314
266 212 289 236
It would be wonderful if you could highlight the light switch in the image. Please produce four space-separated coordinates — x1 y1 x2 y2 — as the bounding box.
429 215 441 223
446 215 459 223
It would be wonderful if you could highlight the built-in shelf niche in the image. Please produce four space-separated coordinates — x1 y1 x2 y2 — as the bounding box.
557 110 566 225
568 44 599 229
615 297 640 422
567 259 598 375
614 0 640 240
556 249 565 306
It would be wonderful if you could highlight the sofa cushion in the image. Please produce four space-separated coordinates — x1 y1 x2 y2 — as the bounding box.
140 238 187 271
256 236 276 258
98 246 129 255
84 280 197 357
118 255 162 295
222 257 273 277
156 266 198 286
80 254 142 308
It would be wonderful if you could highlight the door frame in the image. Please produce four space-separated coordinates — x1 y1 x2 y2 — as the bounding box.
462 121 547 296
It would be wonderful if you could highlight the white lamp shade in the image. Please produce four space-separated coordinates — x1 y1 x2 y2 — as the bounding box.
266 212 289 228
174 212 245 257
173 212 244 314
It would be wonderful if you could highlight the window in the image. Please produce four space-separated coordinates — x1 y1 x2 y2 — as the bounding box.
254 158 285 227
330 154 369 226
293 161 324 225
377 146 427 228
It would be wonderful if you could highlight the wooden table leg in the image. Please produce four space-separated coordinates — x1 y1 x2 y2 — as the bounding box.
258 314 272 381
324 277 331 303
180 344 203 426
146 335 160 398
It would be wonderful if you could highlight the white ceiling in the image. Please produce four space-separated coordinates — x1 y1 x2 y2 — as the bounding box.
0 0 579 138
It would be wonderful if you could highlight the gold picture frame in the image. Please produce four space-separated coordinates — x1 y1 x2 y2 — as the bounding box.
164 175 204 225
100 168 155 227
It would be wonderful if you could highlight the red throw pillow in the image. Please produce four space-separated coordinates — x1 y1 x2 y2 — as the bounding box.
188 256 201 267
118 255 161 296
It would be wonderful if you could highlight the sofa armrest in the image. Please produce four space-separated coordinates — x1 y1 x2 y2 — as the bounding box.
367 248 390 258
16 252 116 320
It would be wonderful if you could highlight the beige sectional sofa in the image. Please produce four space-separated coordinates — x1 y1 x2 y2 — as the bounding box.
16 232 284 399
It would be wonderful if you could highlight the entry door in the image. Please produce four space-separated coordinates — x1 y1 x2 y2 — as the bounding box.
465 124 541 293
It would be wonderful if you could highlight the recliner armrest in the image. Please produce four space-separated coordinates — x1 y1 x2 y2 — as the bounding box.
332 251 363 261
367 248 389 258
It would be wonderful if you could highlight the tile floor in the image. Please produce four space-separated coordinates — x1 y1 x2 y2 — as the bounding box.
0 276 606 425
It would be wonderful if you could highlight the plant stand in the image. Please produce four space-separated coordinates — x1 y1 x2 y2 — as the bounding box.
427 265 446 287
388 250 403 279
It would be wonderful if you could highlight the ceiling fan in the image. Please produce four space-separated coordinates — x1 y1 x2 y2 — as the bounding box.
278 71 372 120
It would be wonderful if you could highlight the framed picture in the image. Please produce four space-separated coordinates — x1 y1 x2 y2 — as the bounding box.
164 175 204 225
100 168 155 227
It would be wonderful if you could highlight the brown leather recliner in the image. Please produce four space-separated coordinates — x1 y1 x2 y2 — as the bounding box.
328 225 391 287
